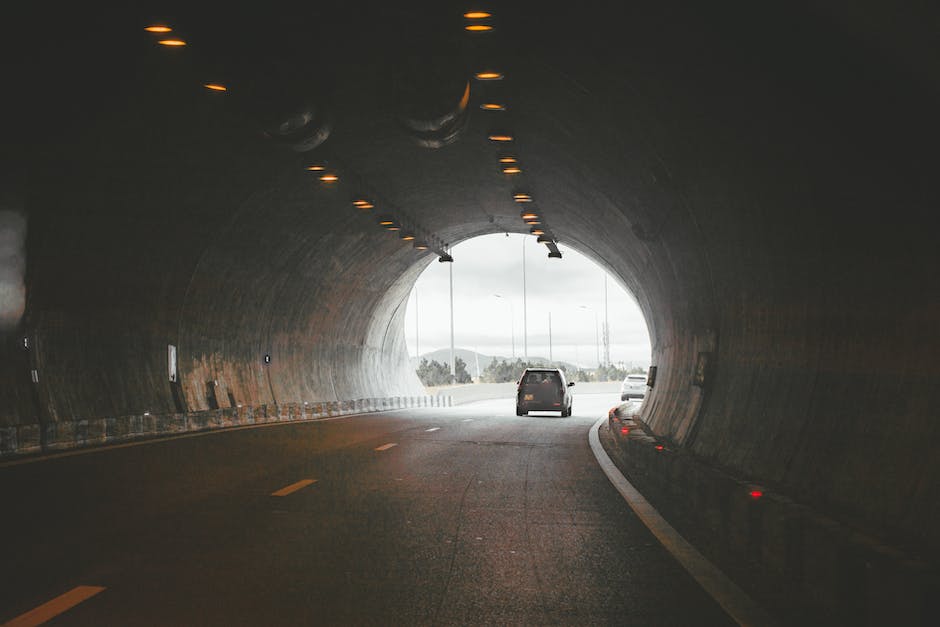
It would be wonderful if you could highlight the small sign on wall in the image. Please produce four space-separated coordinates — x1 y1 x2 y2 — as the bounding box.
168 344 178 383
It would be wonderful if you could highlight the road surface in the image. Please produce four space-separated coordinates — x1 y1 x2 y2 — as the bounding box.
1 394 733 626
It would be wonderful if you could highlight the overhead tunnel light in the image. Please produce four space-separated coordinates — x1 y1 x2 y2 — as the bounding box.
145 25 172 33
465 24 493 32
157 38 187 47
352 199 374 209
203 83 227 92
520 209 539 220
414 241 429 250
305 165 325 171
513 193 533 202
503 166 522 174
475 71 504 81
499 156 518 163
319 173 339 183
481 103 506 111
464 11 492 19
400 231 415 241
488 133 514 142
530 227 545 235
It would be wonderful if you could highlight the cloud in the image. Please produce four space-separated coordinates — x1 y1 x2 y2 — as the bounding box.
0 210 27 330
405 233 651 366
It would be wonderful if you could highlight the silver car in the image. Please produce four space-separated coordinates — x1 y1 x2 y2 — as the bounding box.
620 373 648 400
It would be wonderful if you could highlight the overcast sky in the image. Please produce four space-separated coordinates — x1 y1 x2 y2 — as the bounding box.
404 233 651 368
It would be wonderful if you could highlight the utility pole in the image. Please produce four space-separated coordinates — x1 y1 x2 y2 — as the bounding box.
603 275 610 366
548 311 553 362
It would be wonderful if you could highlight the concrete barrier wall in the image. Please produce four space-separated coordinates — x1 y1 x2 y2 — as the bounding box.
426 381 621 405
604 405 939 626
0 395 452 459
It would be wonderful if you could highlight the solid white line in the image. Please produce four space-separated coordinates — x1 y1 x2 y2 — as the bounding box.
425 427 441 432
3 586 106 627
270 479 317 497
374 443 398 451
588 417 777 627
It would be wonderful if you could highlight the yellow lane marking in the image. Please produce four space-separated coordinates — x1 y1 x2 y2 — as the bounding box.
425 427 440 432
3 586 106 627
589 417 777 627
374 443 398 451
270 479 317 497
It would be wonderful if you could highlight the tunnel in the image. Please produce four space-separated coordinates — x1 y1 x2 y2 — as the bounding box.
2 1 939 623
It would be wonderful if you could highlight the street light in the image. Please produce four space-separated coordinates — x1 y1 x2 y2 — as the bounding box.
579 305 600 368
493 294 515 358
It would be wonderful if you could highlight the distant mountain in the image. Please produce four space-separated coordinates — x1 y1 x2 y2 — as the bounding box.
412 348 579 376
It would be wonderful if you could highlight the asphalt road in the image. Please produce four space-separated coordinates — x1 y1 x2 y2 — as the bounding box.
0 394 734 626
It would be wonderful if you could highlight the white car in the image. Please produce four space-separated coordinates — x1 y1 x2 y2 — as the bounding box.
620 374 648 400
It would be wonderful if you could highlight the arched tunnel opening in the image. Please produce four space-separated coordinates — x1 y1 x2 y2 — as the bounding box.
2 1 939 623
401 233 653 384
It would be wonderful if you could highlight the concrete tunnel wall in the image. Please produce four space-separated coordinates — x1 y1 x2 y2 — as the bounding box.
2 1 939 562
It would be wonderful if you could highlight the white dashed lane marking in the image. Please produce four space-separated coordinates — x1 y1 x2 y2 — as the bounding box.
271 479 317 497
4 586 106 627
375 443 398 451
425 427 440 432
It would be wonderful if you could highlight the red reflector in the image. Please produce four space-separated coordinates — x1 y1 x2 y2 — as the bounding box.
621 427 630 434
749 490 764 499
654 444 664 451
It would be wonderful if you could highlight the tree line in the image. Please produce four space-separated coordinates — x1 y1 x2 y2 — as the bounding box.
416 356 645 386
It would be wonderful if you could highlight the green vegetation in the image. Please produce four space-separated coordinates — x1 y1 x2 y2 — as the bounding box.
416 357 472 386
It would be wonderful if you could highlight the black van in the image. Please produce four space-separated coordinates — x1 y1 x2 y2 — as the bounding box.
516 368 575 417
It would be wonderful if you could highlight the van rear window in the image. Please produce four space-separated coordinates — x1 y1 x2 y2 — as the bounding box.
525 372 560 385
627 375 647 381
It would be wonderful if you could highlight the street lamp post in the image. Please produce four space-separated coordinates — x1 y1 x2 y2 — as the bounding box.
579 305 600 368
522 236 528 361
493 294 515 358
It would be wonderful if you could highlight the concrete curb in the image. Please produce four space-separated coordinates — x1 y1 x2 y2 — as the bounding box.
604 406 939 626
0 395 452 459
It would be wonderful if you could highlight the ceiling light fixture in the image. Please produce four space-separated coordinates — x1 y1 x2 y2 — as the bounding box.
488 133 514 142
514 193 533 202
305 165 325 171
499 156 518 163
414 241 429 250
157 38 186 47
474 71 503 81
464 11 492 19
503 167 522 174
319 173 339 183
520 210 539 220
530 227 545 235
203 83 227 92
400 231 415 241
465 24 493 32
480 103 506 111
144 25 172 33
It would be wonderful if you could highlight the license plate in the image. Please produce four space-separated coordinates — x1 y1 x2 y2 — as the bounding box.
524 394 534 401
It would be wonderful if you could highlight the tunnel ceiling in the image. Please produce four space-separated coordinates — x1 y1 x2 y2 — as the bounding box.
4 2 940 554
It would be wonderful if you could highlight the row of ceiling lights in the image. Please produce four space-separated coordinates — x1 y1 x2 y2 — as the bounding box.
305 160 453 261
465 9 562 259
144 22 453 262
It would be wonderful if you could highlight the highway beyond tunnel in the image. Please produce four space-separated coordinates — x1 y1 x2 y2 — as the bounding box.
2 2 939 625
